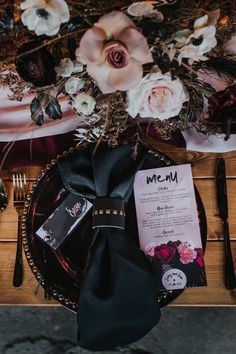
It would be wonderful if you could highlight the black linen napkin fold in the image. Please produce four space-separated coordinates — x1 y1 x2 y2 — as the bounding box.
58 143 161 351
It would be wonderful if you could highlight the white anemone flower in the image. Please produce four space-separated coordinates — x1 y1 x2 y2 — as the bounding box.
184 16 217 57
174 12 219 62
20 0 70 36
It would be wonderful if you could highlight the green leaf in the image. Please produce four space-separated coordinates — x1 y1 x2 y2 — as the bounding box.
45 96 62 120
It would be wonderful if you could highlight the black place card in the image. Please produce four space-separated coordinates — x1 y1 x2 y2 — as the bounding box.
36 193 93 250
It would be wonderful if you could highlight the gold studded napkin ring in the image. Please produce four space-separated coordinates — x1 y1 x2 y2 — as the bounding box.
92 198 125 229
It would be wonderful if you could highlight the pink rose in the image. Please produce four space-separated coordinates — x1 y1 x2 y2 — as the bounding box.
178 243 197 265
79 11 153 93
127 71 189 120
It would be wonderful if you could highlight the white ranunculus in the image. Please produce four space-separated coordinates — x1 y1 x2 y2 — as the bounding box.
65 77 85 95
73 93 96 116
127 71 189 121
20 0 70 36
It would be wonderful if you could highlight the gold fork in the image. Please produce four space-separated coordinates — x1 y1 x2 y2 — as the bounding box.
12 174 28 288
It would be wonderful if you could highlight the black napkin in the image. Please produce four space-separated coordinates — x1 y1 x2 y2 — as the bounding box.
58 143 161 351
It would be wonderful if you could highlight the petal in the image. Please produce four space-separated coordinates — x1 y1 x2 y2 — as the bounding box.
48 0 70 22
96 11 135 39
174 29 192 44
194 25 216 38
86 63 114 94
34 20 50 35
34 12 61 36
126 90 140 118
42 24 61 36
80 27 106 63
207 9 220 26
199 37 217 55
194 15 208 29
21 0 46 10
21 8 39 30
44 7 63 26
118 27 153 64
109 59 143 91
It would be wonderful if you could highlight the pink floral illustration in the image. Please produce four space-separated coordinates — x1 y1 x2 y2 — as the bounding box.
178 242 197 264
127 71 188 120
79 11 153 93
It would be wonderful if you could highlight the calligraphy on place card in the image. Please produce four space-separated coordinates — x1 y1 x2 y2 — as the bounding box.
134 164 207 290
36 193 92 250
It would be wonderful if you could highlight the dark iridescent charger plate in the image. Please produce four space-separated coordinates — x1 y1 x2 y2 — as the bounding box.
22 147 207 312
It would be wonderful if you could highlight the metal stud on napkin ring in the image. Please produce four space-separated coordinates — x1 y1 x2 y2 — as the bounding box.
92 198 125 229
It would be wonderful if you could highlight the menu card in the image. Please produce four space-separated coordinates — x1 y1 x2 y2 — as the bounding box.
134 164 207 290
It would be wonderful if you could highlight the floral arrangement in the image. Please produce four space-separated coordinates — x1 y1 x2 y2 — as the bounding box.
1 0 236 146
145 240 204 266
145 240 206 287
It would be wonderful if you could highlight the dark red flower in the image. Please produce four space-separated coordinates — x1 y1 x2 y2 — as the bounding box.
154 243 177 264
16 41 56 87
208 85 236 139
167 240 181 247
195 248 204 268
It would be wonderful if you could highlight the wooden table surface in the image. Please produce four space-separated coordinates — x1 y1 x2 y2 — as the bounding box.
0 139 236 307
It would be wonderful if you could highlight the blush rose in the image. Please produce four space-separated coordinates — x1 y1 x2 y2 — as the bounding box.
78 11 153 93
127 71 189 120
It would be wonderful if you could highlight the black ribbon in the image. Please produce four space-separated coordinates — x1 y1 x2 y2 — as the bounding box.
58 143 161 351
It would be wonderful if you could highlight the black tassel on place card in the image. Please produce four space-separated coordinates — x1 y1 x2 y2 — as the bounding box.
58 143 161 351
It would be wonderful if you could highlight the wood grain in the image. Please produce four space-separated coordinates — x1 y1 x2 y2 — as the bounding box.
1 164 236 241
0 241 235 306
0 242 57 306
